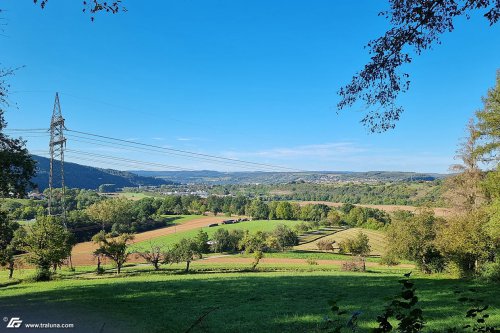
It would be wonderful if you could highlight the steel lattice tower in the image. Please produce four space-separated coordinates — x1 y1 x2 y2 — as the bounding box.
48 92 67 219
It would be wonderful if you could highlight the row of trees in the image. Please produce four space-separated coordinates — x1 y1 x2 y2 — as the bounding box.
136 225 299 272
211 181 445 206
0 210 300 278
46 195 392 241
89 224 299 274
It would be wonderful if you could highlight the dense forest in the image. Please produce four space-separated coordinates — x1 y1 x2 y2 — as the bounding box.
205 181 445 206
31 155 173 190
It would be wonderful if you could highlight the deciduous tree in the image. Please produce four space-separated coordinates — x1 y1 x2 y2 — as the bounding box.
386 210 445 273
135 241 164 271
475 70 500 162
16 216 73 280
92 230 134 274
164 238 202 272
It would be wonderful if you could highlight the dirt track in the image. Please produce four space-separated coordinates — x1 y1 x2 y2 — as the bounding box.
296 201 454 217
199 256 414 269
71 216 227 266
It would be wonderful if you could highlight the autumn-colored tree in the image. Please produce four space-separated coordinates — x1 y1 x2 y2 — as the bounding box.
444 119 486 212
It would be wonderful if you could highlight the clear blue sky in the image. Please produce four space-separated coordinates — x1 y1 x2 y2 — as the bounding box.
2 0 499 173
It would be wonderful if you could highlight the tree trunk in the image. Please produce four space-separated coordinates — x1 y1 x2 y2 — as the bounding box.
186 260 190 272
8 261 14 279
97 255 102 272
117 263 121 274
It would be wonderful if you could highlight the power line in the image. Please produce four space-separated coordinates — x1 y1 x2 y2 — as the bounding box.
65 134 284 171
67 129 305 172
7 127 307 172
65 149 196 171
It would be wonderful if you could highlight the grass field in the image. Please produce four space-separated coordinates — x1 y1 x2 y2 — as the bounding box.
132 219 303 250
115 192 153 200
297 226 345 244
295 227 387 256
0 267 498 333
161 214 205 225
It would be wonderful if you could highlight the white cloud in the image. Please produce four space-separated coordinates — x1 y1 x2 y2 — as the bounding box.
221 142 454 173
224 142 367 159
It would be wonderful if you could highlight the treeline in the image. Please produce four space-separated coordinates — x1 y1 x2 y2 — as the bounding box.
0 210 300 279
384 73 500 281
1 189 393 243
136 224 300 272
209 181 445 206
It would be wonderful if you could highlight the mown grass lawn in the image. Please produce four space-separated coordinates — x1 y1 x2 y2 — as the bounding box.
0 269 498 333
161 214 205 225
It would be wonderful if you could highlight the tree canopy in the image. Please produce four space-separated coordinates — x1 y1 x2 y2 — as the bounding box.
475 70 500 162
338 0 500 132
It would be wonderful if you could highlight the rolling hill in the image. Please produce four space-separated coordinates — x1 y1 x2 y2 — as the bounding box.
132 170 447 185
31 155 174 190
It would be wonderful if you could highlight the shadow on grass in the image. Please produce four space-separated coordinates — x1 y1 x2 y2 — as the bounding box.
0 272 498 333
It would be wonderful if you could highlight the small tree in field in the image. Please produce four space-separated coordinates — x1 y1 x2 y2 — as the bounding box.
194 229 210 253
135 241 164 271
338 231 371 257
272 224 299 252
240 231 267 270
92 231 135 274
164 238 202 272
15 216 73 280
338 231 371 271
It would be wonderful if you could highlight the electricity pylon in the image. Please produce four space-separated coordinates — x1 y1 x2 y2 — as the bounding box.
48 92 67 220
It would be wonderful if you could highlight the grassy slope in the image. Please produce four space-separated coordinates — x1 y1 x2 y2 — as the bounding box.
0 270 498 333
161 214 205 225
132 219 302 250
295 227 387 256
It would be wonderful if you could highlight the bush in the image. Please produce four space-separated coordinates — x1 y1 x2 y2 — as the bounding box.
380 253 400 266
480 259 500 282
294 222 311 234
32 268 52 282
340 259 365 272
306 258 318 265
316 239 334 251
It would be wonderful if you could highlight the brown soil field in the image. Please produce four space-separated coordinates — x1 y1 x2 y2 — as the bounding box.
296 201 454 217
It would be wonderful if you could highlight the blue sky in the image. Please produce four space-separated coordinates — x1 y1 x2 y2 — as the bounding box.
2 0 499 173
